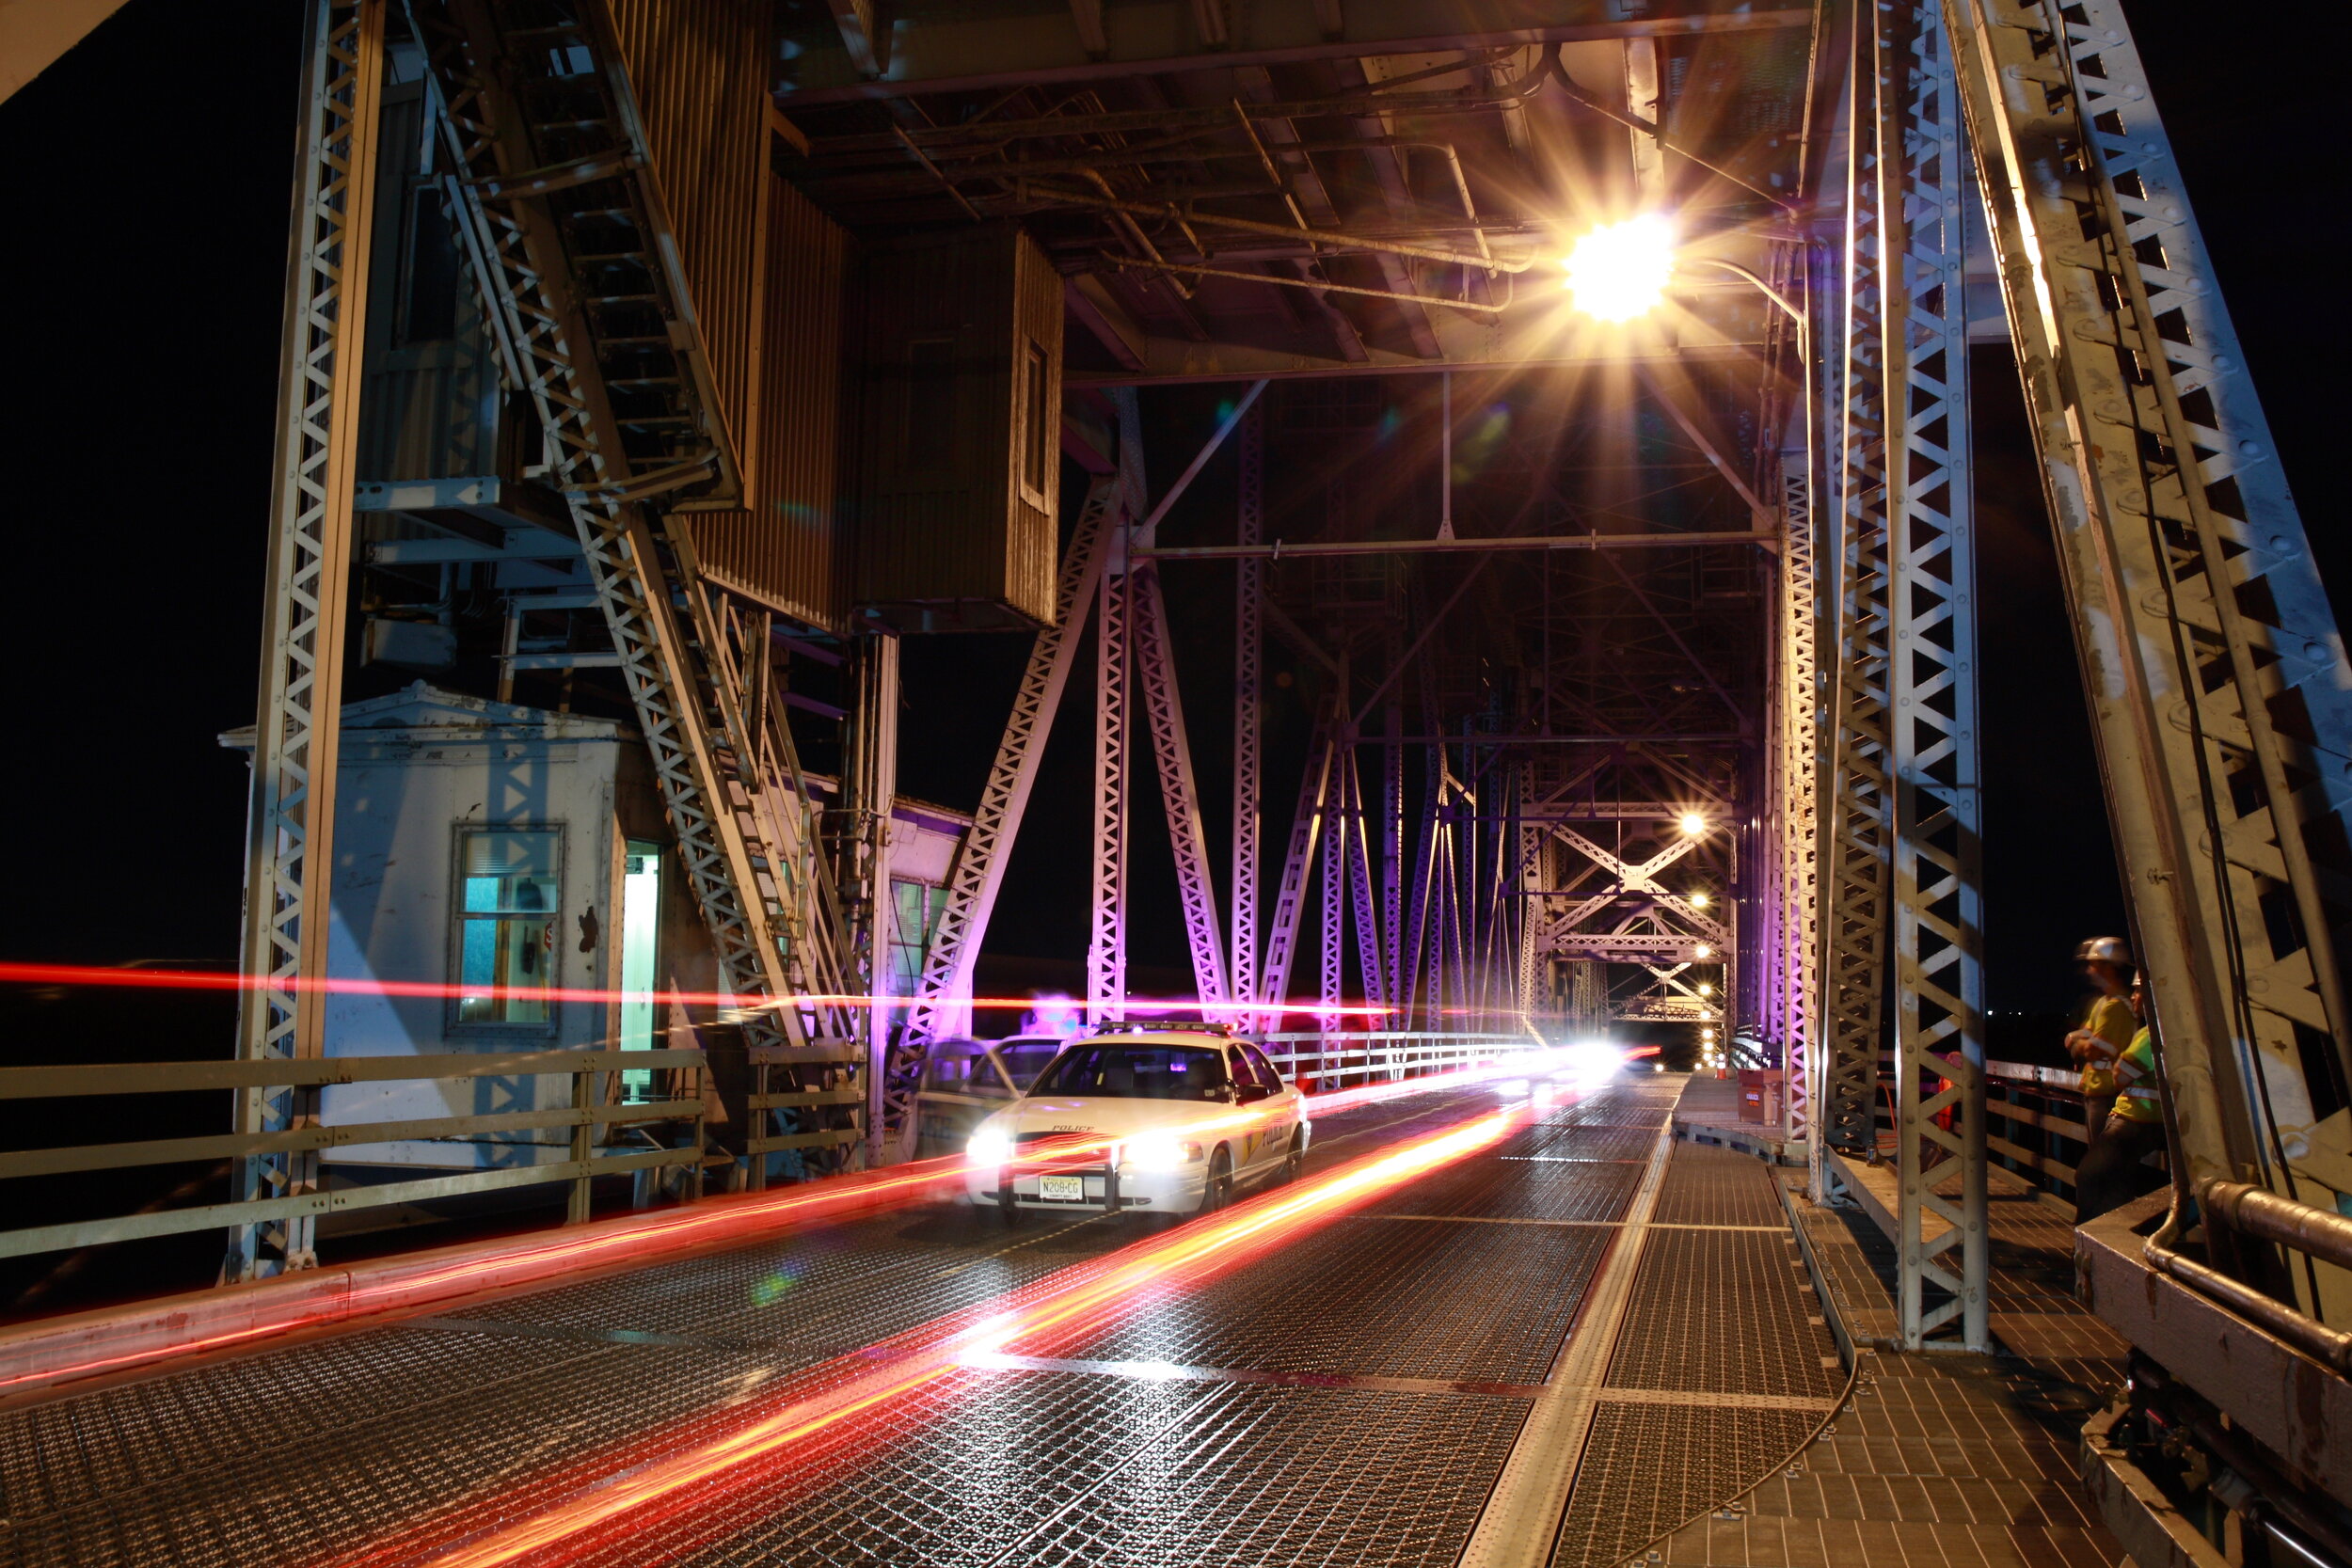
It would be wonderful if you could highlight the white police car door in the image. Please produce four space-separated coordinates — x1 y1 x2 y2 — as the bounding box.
1227 1045 1285 1176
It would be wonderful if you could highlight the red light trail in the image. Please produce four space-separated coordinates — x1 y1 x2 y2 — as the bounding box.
0 1037 1629 1402
323 1098 1544 1568
0 959 1400 1020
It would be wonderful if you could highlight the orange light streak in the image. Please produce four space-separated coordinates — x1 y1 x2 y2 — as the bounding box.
961 1041 1648 1179
328 1100 1540 1568
0 1153 979 1398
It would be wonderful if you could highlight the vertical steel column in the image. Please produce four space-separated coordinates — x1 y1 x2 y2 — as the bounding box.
1089 525 1134 1026
1779 450 1825 1195
1879 0 1987 1350
230 0 384 1281
1260 707 1337 1027
844 633 899 1164
1821 28 1898 1165
1383 700 1405 1007
1403 760 1443 1030
1230 404 1264 1019
1947 0 2352 1300
1515 768 1544 1029
1320 766 1346 1031
1343 751 1386 1006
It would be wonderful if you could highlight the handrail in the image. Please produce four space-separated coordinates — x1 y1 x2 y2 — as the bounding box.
1985 1058 2085 1092
0 1048 707 1099
2198 1179 2352 1275
1257 1031 1536 1044
1258 1034 1543 1092
1865 1053 2097 1212
0 1048 714 1263
2141 1237 2352 1376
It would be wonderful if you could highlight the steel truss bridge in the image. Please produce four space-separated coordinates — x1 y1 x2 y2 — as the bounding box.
2 0 2350 1564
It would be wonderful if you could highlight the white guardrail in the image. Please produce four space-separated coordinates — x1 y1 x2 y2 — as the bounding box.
1256 1032 1548 1089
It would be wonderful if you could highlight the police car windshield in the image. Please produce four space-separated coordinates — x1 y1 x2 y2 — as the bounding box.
1030 1044 1231 1101
997 1039 1062 1091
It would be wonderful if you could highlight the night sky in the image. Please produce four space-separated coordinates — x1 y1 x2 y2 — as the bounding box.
1 0 2339 1027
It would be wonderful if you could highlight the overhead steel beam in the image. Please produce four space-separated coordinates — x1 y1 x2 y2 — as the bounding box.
1233 65 1375 366
1950 0 2352 1302
776 2 1813 103
1067 325 1770 387
823 0 884 77
229 0 384 1282
1138 530 1777 561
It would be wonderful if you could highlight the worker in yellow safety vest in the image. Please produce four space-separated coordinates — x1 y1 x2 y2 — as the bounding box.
2064 937 2137 1155
2074 977 2169 1222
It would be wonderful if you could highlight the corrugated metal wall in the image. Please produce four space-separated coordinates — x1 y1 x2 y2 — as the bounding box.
605 0 770 489
1005 232 1064 624
691 176 850 632
852 227 1060 630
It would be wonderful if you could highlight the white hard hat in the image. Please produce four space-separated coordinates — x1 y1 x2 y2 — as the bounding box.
2074 937 2134 967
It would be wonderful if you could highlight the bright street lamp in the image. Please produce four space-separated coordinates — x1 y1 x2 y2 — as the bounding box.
1559 217 1804 327
1678 812 1707 836
1563 215 1674 322
1690 891 1709 908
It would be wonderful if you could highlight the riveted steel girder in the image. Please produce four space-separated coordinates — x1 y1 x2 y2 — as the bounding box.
1947 0 2352 1291
229 0 385 1281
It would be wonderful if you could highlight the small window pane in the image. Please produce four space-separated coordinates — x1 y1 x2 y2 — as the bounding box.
1022 340 1050 494
456 829 560 1025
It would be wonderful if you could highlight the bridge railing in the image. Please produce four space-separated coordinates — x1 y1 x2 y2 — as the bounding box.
0 1050 711 1264
1258 1032 1544 1093
1861 1053 2096 1215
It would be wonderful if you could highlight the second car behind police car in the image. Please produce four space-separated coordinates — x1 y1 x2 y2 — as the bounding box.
963 1024 1309 1218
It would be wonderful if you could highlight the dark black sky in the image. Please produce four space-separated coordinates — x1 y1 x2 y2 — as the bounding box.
0 0 2338 1022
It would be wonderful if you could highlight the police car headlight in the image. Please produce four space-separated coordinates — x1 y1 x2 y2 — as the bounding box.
1117 1132 1202 1171
966 1129 1015 1166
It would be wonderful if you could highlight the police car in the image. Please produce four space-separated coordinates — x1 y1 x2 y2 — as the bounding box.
963 1023 1310 1218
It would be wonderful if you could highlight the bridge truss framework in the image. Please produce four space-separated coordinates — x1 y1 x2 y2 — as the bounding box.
231 0 2352 1366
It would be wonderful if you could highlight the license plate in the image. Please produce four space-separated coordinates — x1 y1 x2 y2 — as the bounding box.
1039 1175 1085 1201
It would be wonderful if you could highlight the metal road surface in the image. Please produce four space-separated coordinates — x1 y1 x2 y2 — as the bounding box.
0 1074 1839 1568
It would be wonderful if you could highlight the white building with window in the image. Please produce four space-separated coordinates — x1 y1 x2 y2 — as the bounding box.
222 683 968 1182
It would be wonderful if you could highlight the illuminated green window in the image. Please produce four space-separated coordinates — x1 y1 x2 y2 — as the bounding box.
456 829 561 1025
888 879 947 998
